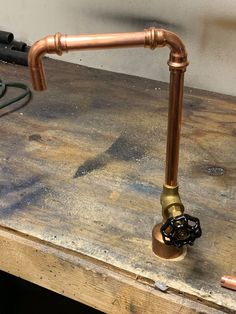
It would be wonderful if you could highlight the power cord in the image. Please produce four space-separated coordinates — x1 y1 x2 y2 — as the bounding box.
0 79 31 110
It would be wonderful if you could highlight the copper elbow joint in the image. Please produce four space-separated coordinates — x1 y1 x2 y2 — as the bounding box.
28 28 201 259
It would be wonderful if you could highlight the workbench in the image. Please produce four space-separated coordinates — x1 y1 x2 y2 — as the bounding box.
0 59 235 313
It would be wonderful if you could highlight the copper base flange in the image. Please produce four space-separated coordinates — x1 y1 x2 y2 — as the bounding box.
152 223 184 259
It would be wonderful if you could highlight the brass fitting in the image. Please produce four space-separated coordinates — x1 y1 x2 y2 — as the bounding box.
160 185 184 220
153 183 202 259
152 185 185 259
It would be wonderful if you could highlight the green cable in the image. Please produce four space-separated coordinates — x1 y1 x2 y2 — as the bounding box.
0 79 31 109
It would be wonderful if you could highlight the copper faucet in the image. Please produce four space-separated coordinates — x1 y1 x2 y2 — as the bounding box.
28 28 201 259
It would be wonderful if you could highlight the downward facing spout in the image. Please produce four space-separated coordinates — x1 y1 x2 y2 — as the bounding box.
28 38 47 90
28 33 65 90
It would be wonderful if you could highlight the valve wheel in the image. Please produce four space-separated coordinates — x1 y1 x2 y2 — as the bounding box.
160 214 202 248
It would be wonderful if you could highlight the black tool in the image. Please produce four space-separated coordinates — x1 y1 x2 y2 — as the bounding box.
0 31 14 44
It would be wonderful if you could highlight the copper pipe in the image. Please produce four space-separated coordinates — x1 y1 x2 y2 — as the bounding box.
221 275 236 291
28 28 188 188
165 70 185 186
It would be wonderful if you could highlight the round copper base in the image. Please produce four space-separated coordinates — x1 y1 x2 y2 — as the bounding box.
152 223 184 259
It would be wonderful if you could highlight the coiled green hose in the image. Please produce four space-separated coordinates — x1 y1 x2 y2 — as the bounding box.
0 79 31 109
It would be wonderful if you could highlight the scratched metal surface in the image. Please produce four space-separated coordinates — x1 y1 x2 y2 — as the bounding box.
0 59 235 310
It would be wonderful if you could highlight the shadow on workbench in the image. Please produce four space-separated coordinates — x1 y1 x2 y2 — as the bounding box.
0 271 103 314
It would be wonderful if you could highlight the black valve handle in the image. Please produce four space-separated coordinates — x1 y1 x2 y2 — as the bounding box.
160 214 202 248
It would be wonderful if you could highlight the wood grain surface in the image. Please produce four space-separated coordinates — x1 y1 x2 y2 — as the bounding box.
0 59 235 313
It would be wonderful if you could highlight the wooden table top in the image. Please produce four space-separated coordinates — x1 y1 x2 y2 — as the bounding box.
0 59 235 313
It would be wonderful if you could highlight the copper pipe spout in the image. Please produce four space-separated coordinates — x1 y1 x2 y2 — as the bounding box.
28 28 188 188
29 28 196 259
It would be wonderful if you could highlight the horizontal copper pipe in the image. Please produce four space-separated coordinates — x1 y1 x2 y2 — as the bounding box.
28 28 188 91
29 32 145 91
28 28 188 187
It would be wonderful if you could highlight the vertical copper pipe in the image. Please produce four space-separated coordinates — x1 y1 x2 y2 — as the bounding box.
28 28 188 188
165 70 185 186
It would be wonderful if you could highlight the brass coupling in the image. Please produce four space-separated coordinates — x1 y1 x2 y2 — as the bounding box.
160 184 184 220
